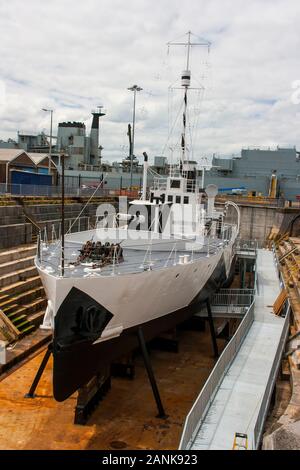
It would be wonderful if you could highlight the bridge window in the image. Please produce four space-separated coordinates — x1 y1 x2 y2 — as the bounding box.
168 195 173 203
170 179 181 189
176 196 181 203
184 196 189 204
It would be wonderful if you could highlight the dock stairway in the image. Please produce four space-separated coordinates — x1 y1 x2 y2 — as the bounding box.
0 244 46 338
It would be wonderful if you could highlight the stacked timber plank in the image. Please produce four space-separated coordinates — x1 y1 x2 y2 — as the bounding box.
276 237 300 368
278 239 300 294
262 239 300 449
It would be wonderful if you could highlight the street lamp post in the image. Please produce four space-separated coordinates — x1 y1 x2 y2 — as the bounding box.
61 151 65 277
42 108 53 174
127 85 142 190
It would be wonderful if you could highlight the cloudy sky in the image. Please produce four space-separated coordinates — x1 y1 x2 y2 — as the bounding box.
0 0 300 164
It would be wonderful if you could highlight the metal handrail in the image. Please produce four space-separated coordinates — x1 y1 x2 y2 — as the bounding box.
0 182 139 198
36 215 95 263
37 213 239 276
36 238 225 277
253 303 290 449
235 238 259 251
214 288 256 294
252 244 291 449
211 289 255 308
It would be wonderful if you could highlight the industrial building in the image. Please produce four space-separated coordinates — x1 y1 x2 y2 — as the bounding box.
0 109 106 171
0 149 57 187
0 132 50 153
205 147 300 199
55 109 105 169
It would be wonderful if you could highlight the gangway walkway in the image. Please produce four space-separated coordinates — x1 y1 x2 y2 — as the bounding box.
179 249 290 450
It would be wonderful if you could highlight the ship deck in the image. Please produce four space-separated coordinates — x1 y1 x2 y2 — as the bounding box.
38 239 224 278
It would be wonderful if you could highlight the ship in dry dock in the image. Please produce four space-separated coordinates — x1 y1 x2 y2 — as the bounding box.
35 33 240 401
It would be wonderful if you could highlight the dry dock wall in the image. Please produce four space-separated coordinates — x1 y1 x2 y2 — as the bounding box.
0 205 30 248
0 223 32 248
0 202 104 249
238 205 300 245
238 205 281 244
218 202 299 245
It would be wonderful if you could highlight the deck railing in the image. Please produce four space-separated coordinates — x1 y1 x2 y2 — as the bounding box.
37 234 228 278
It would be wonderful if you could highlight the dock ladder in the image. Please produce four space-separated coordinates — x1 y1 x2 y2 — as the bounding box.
232 432 248 450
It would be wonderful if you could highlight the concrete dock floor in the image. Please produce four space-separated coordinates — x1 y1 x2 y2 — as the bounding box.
0 327 225 450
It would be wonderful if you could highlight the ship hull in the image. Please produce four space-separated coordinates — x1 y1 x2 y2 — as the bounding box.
41 245 236 401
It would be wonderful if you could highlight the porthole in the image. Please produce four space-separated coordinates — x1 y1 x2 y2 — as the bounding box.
176 273 180 278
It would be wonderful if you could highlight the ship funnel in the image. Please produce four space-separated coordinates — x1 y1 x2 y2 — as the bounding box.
90 108 105 165
142 152 148 200
205 184 218 218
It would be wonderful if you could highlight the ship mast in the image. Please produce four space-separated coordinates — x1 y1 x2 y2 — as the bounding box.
167 31 210 172
182 31 191 166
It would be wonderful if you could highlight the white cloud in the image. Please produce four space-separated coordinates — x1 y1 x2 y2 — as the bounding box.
0 79 6 113
0 0 300 162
